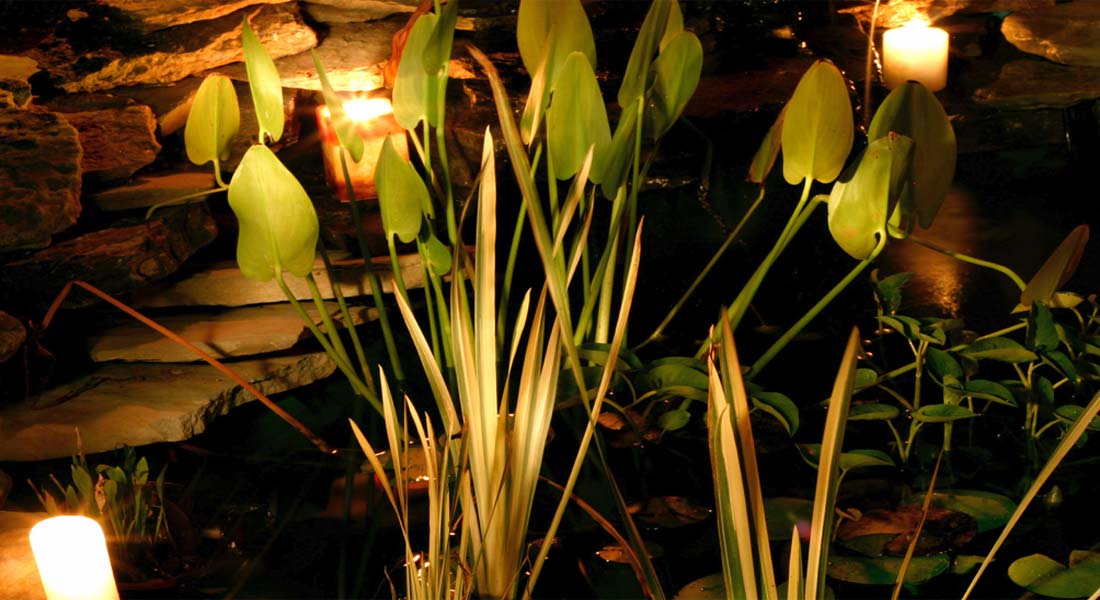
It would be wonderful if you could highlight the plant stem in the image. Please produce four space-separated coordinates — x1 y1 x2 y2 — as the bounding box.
144 185 227 220
904 233 1028 292
862 322 1028 388
749 235 886 377
637 186 766 351
338 150 406 385
318 245 375 392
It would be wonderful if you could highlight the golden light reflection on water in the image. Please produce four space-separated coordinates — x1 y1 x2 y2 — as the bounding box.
882 186 979 317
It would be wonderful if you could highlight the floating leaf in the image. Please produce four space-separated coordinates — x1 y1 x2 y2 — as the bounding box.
672 573 726 600
781 60 854 185
959 337 1038 363
1008 552 1100 598
953 555 985 575
184 74 240 167
644 30 703 140
241 16 283 143
827 133 913 259
855 368 879 388
312 51 364 161
848 403 900 421
867 81 956 231
1021 225 1090 308
227 145 318 281
547 51 611 181
839 449 895 471
837 506 975 556
747 105 786 184
901 489 1017 533
375 135 428 243
658 409 692 432
828 553 950 586
763 497 813 540
648 362 708 391
752 391 799 435
913 404 976 423
392 13 438 131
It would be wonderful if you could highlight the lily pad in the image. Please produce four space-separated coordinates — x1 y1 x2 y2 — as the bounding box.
827 553 951 586
1008 551 1100 599
672 573 726 600
837 505 976 556
901 489 1016 533
763 497 813 540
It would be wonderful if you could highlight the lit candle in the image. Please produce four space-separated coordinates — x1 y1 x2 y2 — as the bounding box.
29 516 120 600
883 18 949 92
316 96 408 202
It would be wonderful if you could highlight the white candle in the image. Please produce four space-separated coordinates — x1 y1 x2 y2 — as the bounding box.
29 516 120 600
883 18 949 91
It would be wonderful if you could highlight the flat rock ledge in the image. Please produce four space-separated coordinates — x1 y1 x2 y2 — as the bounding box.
0 511 47 600
0 351 336 461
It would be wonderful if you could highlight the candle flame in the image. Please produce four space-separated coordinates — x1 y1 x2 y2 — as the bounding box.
901 16 932 29
344 98 394 123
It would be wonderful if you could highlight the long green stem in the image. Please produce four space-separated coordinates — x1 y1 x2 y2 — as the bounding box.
318 244 374 393
338 150 406 385
637 186 766 351
697 182 820 358
749 234 886 377
306 274 355 375
904 233 1027 292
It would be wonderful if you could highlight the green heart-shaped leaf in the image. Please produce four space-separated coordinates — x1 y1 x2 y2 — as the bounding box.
518 0 596 142
375 135 428 243
392 13 438 131
547 51 611 182
185 74 240 167
1009 552 1100 598
228 145 318 281
643 30 702 140
242 17 284 143
752 391 799 435
868 81 956 230
747 105 786 184
827 132 913 259
781 60 854 185
618 0 681 108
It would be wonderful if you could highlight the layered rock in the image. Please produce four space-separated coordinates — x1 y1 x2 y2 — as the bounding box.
101 0 292 33
52 100 161 183
29 3 317 93
302 0 419 24
1002 2 1100 68
0 203 218 310
973 60 1100 110
841 0 1054 28
0 108 83 252
0 311 25 363
0 55 37 108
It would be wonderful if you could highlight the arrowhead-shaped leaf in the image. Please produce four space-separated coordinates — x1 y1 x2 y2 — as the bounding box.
312 50 364 162
643 30 703 140
185 74 240 166
748 105 786 184
868 81 956 231
781 60 854 185
548 51 611 182
827 133 913 259
618 0 681 108
376 135 428 243
393 13 438 130
242 17 284 143
228 145 319 281
1021 225 1090 308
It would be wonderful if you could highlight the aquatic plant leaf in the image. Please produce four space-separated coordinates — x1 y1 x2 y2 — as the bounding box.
854 368 879 388
1054 405 1100 431
839 449 895 471
421 232 452 275
964 379 1017 407
242 17 283 143
781 60 854 186
762 498 813 541
644 30 703 140
828 554 950 586
748 105 787 184
649 362 709 390
901 489 1016 533
1008 552 1100 598
868 81 956 230
926 347 962 380
872 271 912 315
422 0 457 77
547 51 611 181
827 133 913 259
1021 225 1090 308
619 0 681 108
600 102 640 198
752 391 799 435
184 74 240 166
375 135 427 243
517 0 595 81
393 13 438 130
848 403 899 421
953 555 984 575
959 337 1038 363
312 50 364 161
227 145 318 280
1044 350 1079 384
672 572 726 600
913 404 976 423
659 409 691 431
1027 301 1059 352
